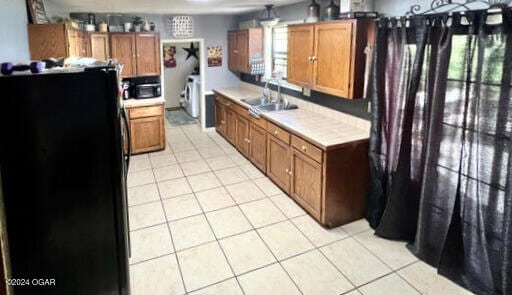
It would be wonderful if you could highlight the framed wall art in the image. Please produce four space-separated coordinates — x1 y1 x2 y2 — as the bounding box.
27 0 49 24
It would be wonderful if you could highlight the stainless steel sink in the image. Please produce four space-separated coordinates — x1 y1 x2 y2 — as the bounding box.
241 97 268 106
256 103 298 112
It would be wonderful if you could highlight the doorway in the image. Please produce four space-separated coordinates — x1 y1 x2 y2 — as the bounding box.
160 38 207 131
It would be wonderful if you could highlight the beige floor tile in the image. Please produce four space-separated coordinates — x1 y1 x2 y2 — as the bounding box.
218 144 239 155
239 199 287 228
345 290 362 295
130 255 184 295
187 172 222 192
215 167 249 185
206 206 253 239
239 163 265 179
153 164 184 182
238 263 300 295
282 250 353 295
169 215 215 251
341 219 372 236
354 230 417 270
170 142 195 153
198 146 226 159
229 153 250 165
191 137 215 148
292 215 348 247
158 177 192 199
169 134 190 144
165 127 184 135
148 148 173 158
128 170 155 188
253 178 283 196
177 241 234 292
219 231 276 275
180 160 211 176
359 273 420 295
129 157 152 172
225 181 266 204
129 224 174 264
270 194 306 218
162 194 202 221
398 261 473 295
195 187 235 212
188 278 243 295
205 155 237 171
129 201 166 230
175 150 203 163
149 154 178 169
257 221 314 260
320 238 391 286
128 183 160 206
131 154 148 161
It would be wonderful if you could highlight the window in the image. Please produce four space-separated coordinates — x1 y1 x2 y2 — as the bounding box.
272 24 288 78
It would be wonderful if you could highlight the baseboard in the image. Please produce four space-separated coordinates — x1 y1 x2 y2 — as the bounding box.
203 127 216 132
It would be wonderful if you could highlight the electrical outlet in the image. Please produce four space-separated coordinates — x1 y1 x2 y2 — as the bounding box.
367 101 372 113
303 88 311 97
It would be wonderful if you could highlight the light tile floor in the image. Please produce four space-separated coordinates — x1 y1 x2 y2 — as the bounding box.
127 123 473 295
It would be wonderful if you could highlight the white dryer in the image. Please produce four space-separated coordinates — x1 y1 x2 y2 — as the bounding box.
184 75 200 118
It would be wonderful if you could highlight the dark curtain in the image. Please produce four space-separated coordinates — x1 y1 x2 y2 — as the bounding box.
367 9 512 295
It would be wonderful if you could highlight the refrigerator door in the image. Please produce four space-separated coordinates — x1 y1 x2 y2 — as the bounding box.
0 70 129 295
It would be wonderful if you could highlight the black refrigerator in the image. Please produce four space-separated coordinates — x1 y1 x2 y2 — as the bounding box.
0 68 131 295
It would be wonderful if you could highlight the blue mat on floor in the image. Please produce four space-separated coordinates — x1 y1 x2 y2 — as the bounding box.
166 109 197 126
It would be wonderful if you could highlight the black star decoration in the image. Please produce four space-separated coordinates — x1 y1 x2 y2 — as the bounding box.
183 43 199 60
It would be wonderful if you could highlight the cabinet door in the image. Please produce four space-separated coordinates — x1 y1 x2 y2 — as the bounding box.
267 135 290 193
228 31 238 71
215 100 226 136
90 33 110 60
225 108 236 144
111 34 137 78
235 115 250 157
67 30 82 57
236 30 249 73
129 116 165 154
136 33 161 76
287 25 314 88
313 22 353 97
290 149 323 219
28 24 68 60
249 123 266 173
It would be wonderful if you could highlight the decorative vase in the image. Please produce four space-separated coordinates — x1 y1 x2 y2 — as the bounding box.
134 24 141 32
306 0 320 23
124 22 132 32
325 0 340 21
143 19 150 32
150 22 156 31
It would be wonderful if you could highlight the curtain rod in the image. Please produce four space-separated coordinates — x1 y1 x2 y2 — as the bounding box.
406 0 511 16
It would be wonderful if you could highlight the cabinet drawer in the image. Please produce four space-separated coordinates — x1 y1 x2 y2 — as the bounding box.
215 95 227 106
291 135 323 163
250 114 267 129
267 122 290 144
232 104 249 119
129 105 163 119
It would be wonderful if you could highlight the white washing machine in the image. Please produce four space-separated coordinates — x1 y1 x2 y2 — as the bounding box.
183 75 200 118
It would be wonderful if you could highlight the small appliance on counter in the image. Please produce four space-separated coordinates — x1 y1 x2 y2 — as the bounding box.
127 76 161 99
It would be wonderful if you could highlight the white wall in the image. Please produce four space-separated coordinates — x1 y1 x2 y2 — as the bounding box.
162 41 199 108
0 0 30 63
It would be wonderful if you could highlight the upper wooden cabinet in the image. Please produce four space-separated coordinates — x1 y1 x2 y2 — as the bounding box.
287 20 375 99
28 24 90 60
90 33 111 61
111 33 161 78
227 28 263 73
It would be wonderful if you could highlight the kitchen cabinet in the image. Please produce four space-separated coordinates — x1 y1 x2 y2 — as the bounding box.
125 102 165 154
287 20 375 99
110 32 161 78
227 28 263 73
214 98 226 136
28 24 90 60
213 92 369 228
248 123 267 173
90 33 111 60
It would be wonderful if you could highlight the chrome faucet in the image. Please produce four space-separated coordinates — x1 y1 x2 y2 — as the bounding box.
263 77 288 106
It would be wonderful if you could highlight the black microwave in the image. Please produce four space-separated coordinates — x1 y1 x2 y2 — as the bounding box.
127 76 161 99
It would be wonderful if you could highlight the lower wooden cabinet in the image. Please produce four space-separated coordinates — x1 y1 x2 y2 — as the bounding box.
290 149 322 220
126 102 165 154
248 123 267 173
213 93 368 227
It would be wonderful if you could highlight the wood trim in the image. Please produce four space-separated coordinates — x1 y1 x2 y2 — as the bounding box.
266 121 290 144
291 135 323 163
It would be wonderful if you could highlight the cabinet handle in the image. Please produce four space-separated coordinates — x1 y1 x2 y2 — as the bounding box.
226 102 231 106
274 130 278 136
288 171 293 176
312 56 317 61
285 168 289 173
221 120 225 124
247 139 251 143
301 145 306 151
308 56 312 61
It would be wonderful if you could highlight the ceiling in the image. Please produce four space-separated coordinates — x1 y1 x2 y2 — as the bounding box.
46 0 307 15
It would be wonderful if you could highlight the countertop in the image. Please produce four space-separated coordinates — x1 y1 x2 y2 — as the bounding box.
123 97 165 108
213 87 370 150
